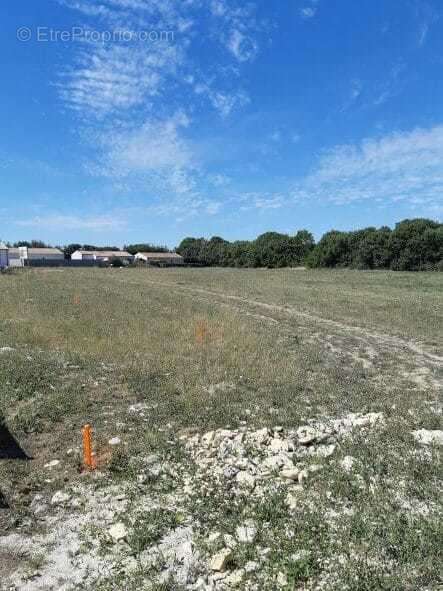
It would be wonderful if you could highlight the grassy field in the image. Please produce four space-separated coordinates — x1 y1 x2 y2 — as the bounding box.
0 267 442 590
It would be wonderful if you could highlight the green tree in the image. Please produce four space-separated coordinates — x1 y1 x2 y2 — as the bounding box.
125 243 169 255
307 231 350 268
63 244 82 259
176 237 207 264
389 219 441 270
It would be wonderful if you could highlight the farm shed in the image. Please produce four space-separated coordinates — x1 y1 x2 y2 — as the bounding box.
7 248 23 267
134 252 185 266
0 245 26 268
25 247 64 261
71 250 134 263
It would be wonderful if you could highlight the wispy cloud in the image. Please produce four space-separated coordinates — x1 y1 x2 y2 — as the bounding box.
300 0 319 20
341 78 363 112
418 22 429 46
300 7 317 19
56 0 266 218
16 214 126 230
90 111 193 178
59 0 263 120
210 0 263 62
415 2 439 47
194 82 250 117
239 192 286 211
57 42 182 120
268 129 281 142
373 62 406 106
293 125 443 213
227 29 258 62
143 196 223 221
209 173 231 187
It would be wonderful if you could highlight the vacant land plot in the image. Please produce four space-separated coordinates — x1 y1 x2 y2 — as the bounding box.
0 268 442 591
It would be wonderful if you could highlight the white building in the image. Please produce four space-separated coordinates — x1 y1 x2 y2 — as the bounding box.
24 247 64 262
0 245 63 267
134 252 184 266
0 242 8 268
71 250 134 263
7 248 23 267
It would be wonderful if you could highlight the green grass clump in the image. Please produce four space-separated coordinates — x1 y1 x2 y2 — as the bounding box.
127 509 182 553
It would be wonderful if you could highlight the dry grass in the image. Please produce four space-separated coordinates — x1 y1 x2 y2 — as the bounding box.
0 267 441 590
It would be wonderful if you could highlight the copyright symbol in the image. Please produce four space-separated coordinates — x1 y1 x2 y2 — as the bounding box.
17 27 32 42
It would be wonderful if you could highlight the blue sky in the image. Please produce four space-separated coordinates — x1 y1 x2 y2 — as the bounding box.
1 0 442 247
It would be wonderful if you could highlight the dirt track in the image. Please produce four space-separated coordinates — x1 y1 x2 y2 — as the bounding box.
126 278 443 366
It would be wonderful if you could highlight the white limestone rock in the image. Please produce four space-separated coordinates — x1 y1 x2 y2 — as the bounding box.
280 468 300 481
210 548 232 572
236 521 257 543
236 471 255 490
412 429 443 446
51 491 71 506
108 522 128 542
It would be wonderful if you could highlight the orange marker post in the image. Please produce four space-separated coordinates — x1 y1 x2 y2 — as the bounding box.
82 424 96 470
195 320 208 345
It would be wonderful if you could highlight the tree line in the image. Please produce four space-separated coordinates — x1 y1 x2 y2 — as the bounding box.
4 218 442 271
177 219 442 271
177 231 315 268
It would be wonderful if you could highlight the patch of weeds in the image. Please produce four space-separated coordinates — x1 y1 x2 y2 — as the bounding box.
23 551 46 579
81 524 110 557
309 421 443 589
187 482 243 538
108 448 136 479
0 349 95 434
0 351 59 404
126 370 182 405
127 508 182 554
150 580 186 591
88 570 149 591
285 552 318 585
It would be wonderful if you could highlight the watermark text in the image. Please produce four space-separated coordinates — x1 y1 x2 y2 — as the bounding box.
17 27 174 44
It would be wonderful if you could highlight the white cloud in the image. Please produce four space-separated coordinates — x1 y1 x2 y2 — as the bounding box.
415 2 439 47
209 0 263 63
59 0 262 120
17 214 125 230
239 192 286 211
96 112 192 177
227 29 258 62
293 125 443 213
58 42 182 120
194 83 250 117
209 173 231 186
418 22 429 46
350 79 362 100
55 0 266 219
144 196 223 221
85 111 200 202
300 7 317 19
341 79 363 112
300 0 320 20
373 62 405 107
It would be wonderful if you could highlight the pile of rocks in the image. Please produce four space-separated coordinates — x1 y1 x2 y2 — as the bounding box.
3 413 384 591
185 413 383 498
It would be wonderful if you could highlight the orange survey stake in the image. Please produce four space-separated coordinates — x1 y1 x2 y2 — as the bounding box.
82 424 96 469
195 320 208 345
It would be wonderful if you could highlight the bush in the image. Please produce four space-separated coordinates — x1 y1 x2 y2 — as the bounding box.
109 257 125 268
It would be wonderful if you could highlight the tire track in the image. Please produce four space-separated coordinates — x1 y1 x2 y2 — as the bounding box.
125 278 443 367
